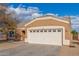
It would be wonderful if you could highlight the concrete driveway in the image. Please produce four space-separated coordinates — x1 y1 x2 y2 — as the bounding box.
0 41 61 56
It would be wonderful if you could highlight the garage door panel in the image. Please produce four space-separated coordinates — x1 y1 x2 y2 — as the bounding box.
44 32 62 45
27 28 63 46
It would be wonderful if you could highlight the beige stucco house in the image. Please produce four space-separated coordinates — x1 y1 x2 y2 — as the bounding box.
17 16 72 46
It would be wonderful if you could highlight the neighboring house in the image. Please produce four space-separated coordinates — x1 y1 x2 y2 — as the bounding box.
17 16 72 46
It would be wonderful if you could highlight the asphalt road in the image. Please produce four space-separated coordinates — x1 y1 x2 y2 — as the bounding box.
0 42 61 56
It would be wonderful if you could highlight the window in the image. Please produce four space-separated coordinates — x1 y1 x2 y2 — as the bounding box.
30 30 32 32
58 29 61 32
8 31 15 37
53 29 56 32
40 30 43 32
33 30 36 32
48 29 51 32
37 30 39 32
44 29 47 32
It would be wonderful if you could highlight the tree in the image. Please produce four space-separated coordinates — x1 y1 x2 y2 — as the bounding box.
71 30 78 40
0 5 17 34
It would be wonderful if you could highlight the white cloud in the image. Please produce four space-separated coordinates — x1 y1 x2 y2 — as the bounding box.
5 5 79 32
45 13 59 16
32 13 43 18
70 16 79 25
5 5 43 22
6 6 15 14
6 5 60 22
26 7 40 14
70 16 79 31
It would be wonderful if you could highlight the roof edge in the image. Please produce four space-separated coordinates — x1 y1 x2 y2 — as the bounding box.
24 16 70 27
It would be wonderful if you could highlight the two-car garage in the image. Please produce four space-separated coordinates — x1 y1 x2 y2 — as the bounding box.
27 26 64 46
24 16 71 46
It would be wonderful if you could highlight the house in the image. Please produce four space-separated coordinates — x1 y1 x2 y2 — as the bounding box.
17 16 72 46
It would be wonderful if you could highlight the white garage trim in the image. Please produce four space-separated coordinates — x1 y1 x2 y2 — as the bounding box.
24 16 69 27
25 26 70 46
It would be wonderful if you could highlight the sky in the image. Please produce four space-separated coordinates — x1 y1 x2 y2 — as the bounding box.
5 3 79 32
8 3 79 16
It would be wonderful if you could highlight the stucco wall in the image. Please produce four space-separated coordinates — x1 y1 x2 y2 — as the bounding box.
25 18 72 40
16 28 25 41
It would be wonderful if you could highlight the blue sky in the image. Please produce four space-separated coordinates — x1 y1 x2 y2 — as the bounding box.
8 3 79 16
6 3 79 32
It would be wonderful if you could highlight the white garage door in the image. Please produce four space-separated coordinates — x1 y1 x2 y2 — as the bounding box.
27 28 63 46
